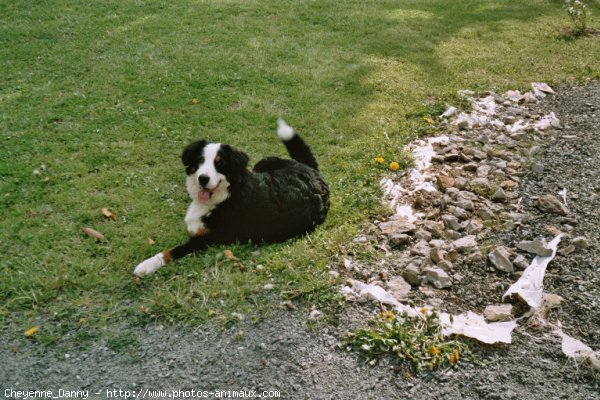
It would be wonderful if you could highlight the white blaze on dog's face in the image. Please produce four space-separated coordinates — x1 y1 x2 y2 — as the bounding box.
182 139 250 207
184 142 230 205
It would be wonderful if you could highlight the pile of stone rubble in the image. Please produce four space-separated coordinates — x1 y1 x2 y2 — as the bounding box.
338 83 575 297
334 83 599 366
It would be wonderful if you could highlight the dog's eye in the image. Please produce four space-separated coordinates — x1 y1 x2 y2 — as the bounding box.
198 156 205 164
215 155 222 165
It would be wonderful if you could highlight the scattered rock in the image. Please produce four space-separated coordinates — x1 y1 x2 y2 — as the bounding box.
423 267 452 289
430 248 446 264
470 177 491 191
531 82 555 96
456 197 474 211
488 246 514 273
414 230 432 242
476 207 495 221
477 164 491 178
500 180 519 190
531 163 544 174
421 220 444 238
379 217 416 235
507 212 530 224
465 251 484 265
452 235 478 252
465 219 484 234
402 263 422 286
389 233 412 248
537 194 569 215
442 214 462 231
385 276 411 300
454 176 469 190
516 240 553 257
491 187 507 202
450 206 469 220
429 239 447 249
572 236 589 249
436 174 455 190
445 230 462 240
512 254 530 270
558 245 576 256
410 240 431 257
437 259 454 272
484 304 513 322
308 309 323 321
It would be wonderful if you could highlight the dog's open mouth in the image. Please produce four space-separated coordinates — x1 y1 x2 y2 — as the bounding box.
198 184 219 202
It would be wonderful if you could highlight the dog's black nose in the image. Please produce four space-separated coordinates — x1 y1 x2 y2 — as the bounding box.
198 175 210 187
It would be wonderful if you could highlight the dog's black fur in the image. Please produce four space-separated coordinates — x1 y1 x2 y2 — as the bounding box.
133 123 329 275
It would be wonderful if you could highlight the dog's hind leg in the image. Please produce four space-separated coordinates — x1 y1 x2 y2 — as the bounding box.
133 233 210 276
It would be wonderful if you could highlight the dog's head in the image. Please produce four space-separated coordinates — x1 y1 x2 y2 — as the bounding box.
181 140 249 204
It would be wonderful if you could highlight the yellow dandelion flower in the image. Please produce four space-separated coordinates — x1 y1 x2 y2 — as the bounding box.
207 309 216 317
389 161 400 171
24 327 38 337
449 349 460 364
137 99 144 104
374 156 385 164
192 98 200 105
429 345 440 357
161 127 168 133
381 310 395 321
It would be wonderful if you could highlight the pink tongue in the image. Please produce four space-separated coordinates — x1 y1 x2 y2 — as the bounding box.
198 190 212 202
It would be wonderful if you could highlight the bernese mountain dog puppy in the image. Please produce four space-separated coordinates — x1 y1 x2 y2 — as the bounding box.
133 120 330 276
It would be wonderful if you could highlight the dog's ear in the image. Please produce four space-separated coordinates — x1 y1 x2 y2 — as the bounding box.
222 144 249 177
181 140 207 172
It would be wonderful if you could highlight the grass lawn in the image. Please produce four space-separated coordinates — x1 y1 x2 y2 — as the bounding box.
1 0 599 343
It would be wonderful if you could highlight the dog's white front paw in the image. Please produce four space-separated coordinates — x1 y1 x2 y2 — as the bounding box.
133 253 165 276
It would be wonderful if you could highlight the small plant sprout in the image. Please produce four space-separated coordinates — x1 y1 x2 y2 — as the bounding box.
564 0 591 35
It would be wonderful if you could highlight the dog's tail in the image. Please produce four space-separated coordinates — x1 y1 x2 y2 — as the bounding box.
277 119 319 170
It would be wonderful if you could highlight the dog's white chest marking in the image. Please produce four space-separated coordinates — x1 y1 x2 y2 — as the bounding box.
185 200 213 236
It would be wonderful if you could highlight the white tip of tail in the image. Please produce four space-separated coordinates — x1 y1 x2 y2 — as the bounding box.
277 118 295 141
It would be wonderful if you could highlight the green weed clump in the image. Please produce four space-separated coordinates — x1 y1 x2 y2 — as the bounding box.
345 310 471 371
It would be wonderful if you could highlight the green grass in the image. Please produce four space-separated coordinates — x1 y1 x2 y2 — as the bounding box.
1 0 599 341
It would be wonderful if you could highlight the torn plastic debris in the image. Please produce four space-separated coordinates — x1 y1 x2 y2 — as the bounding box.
505 90 524 103
409 135 450 171
453 112 491 130
474 95 497 116
558 188 568 207
554 328 600 370
440 106 458 119
506 120 530 134
379 136 450 220
439 312 517 345
343 280 516 344
531 82 556 97
503 235 562 310
534 112 560 131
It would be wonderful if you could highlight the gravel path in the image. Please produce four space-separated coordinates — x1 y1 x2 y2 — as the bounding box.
2 82 599 400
